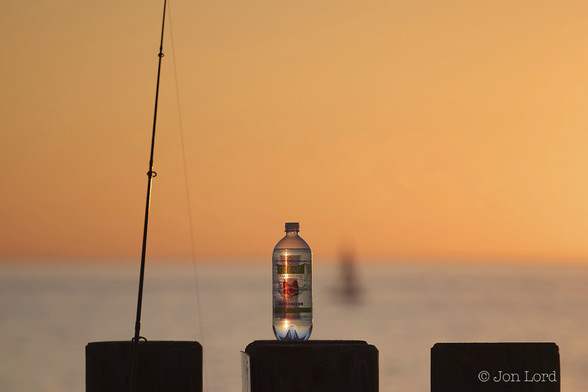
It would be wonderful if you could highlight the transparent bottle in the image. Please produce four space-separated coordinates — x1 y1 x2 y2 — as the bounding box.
272 222 313 341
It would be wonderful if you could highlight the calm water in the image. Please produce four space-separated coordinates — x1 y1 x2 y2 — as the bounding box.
1 262 587 391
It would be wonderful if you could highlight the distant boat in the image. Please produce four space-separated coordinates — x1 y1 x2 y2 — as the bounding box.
334 244 363 304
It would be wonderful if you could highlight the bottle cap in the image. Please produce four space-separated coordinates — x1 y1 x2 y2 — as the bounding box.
285 222 299 232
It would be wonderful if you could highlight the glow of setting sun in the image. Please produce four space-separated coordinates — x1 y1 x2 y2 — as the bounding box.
2 0 588 264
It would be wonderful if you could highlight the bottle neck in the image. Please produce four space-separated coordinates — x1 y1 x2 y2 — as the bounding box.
285 231 299 237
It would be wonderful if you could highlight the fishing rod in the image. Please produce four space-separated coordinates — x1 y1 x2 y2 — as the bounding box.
129 0 167 391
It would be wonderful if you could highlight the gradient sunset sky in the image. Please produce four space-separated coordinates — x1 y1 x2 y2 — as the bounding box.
2 0 588 264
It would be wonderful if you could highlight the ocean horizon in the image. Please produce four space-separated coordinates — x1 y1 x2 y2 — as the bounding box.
1 262 587 391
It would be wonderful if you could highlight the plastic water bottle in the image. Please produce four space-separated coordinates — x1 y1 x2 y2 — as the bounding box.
272 222 313 341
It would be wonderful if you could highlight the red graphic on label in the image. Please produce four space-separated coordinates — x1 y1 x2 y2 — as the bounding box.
283 279 299 298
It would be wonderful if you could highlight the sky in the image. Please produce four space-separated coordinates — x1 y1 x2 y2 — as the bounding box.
2 0 588 264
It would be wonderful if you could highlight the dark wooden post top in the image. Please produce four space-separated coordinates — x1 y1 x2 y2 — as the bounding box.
86 341 202 392
243 340 379 392
431 342 560 392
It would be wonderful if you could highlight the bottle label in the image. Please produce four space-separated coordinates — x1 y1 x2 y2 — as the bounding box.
273 254 312 319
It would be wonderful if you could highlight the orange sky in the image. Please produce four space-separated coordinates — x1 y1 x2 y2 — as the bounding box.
2 0 588 264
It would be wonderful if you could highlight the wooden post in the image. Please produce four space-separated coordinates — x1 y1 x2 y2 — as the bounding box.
431 342 560 392
86 341 202 392
243 340 378 392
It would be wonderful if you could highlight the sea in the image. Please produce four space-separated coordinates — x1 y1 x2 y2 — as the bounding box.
1 262 587 391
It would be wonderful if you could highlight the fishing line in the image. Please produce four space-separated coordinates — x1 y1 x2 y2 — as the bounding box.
167 1 209 390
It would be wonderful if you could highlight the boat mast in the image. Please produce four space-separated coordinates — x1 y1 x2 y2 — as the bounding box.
129 1 167 390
